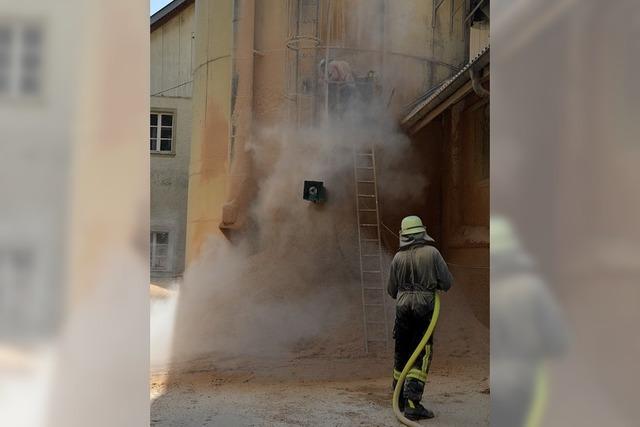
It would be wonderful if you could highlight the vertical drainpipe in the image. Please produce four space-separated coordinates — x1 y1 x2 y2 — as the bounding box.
221 0 255 234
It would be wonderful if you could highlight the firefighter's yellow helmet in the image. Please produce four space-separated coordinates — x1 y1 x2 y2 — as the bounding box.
400 215 426 236
490 215 521 253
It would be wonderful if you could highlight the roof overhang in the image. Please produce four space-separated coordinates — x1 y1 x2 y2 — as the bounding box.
401 45 490 135
151 0 195 32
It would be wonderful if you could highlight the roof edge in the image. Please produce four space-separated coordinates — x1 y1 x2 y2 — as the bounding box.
401 45 490 133
151 0 195 31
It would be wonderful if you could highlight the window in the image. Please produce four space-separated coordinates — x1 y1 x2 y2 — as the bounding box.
0 22 43 98
150 231 170 271
150 112 174 153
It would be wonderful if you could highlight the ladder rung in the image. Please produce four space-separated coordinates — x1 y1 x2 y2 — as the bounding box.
357 194 375 198
363 270 381 273
363 289 384 294
357 153 373 157
360 224 378 227
359 208 377 212
362 239 379 242
362 254 379 257
357 166 374 170
357 180 375 183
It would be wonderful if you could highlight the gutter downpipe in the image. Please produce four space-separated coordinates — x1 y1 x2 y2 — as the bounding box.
469 66 489 97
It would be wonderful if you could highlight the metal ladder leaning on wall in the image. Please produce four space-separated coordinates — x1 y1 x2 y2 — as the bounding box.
353 146 389 353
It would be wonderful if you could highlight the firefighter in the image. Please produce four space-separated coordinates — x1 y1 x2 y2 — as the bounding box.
318 58 356 115
491 216 568 426
388 215 452 420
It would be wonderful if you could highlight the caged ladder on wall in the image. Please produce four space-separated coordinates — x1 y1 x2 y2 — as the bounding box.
353 145 389 353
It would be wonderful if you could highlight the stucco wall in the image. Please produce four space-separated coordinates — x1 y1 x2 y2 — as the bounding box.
470 21 490 59
150 95 192 279
150 2 195 280
184 0 233 264
151 2 195 98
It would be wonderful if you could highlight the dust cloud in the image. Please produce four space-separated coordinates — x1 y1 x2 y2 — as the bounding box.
153 0 439 366
160 100 425 365
150 284 179 368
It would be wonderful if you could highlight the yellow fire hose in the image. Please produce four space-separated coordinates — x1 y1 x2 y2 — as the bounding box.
525 363 548 427
392 293 441 427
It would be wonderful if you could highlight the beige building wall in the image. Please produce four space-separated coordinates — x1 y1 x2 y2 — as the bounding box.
150 96 192 279
184 0 233 264
470 21 490 58
150 2 195 280
184 0 470 264
151 2 195 98
383 0 467 113
281 0 468 123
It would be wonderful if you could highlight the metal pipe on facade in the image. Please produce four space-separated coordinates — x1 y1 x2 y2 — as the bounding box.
469 66 489 97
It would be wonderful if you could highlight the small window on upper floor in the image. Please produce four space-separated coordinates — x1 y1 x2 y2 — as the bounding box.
0 21 44 99
150 112 175 154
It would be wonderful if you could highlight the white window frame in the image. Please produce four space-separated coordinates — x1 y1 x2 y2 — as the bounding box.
0 20 44 99
150 230 171 272
150 111 176 154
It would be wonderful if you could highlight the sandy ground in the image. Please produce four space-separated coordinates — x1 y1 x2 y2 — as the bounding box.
150 267 489 426
150 349 488 427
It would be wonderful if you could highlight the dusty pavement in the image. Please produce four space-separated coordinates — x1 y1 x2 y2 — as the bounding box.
151 263 489 426
150 350 489 427
150 276 489 426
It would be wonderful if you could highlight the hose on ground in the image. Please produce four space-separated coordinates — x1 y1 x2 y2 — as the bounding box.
392 293 441 427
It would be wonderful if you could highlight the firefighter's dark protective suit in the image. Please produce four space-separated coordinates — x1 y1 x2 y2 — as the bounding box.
387 231 453 413
491 218 568 427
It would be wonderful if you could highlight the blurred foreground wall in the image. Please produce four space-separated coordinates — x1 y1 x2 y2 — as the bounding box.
0 0 150 426
492 0 640 425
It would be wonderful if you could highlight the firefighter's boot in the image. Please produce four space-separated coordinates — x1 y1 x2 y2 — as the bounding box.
404 400 435 420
